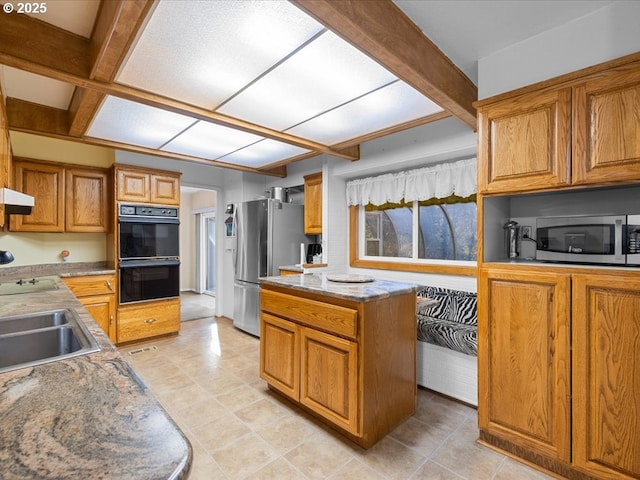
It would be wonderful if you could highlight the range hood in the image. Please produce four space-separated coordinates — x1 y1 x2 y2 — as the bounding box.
0 188 34 215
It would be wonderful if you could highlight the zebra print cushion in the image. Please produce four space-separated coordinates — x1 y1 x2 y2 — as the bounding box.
417 316 478 356
416 286 478 356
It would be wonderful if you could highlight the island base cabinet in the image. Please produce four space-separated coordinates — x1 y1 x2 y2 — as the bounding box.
300 326 358 436
260 285 416 448
572 274 640 480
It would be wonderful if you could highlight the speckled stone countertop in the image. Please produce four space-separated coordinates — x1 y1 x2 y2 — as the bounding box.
260 273 420 301
0 261 115 280
0 275 192 479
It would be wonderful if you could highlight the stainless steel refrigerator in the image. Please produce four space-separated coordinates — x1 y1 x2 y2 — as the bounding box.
233 198 309 336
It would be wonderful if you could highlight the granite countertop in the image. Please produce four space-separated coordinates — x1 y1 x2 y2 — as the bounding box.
260 273 420 301
0 261 116 280
0 275 191 479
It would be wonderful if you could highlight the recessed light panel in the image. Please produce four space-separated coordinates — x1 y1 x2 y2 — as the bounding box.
161 120 264 160
86 96 196 149
218 30 397 131
117 0 325 109
219 139 310 168
287 81 445 145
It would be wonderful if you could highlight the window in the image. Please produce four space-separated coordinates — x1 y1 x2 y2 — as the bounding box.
346 158 478 276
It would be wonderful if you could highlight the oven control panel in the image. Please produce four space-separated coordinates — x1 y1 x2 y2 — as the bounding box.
119 204 178 218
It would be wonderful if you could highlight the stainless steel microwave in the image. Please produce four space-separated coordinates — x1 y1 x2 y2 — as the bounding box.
536 214 640 265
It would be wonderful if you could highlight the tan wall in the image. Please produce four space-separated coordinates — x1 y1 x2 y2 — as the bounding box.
1 133 115 267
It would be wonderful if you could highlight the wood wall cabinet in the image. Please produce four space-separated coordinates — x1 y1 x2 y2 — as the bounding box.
572 273 640 480
117 298 180 344
478 268 571 462
477 59 640 194
11 159 109 233
11 159 64 232
0 89 11 228
303 172 322 234
260 284 416 448
63 274 117 343
115 166 180 205
65 167 109 232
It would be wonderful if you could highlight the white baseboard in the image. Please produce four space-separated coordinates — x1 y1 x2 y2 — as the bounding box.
417 341 478 406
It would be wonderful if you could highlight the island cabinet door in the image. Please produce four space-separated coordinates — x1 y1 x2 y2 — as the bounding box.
478 268 571 463
260 313 300 401
299 326 359 436
572 273 640 480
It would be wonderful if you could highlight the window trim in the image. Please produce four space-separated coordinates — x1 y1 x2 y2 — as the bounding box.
349 206 478 277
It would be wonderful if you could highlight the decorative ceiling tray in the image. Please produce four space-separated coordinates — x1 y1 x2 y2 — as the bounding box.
326 274 374 283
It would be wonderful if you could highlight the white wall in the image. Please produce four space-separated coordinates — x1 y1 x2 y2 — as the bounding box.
478 1 640 99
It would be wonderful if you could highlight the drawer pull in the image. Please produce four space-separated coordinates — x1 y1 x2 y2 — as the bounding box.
106 280 113 291
144 318 157 324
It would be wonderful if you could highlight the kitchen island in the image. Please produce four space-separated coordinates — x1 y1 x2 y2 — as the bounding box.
0 273 191 479
259 273 419 448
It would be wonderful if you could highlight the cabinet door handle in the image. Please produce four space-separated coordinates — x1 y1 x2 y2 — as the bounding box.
106 280 113 291
109 315 114 325
144 318 157 324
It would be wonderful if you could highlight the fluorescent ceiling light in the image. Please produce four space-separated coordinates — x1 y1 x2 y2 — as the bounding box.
161 120 264 160
287 81 445 145
117 0 324 110
219 139 311 168
86 96 196 149
218 30 397 131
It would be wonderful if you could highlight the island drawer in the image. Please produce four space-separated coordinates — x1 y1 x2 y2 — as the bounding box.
117 298 180 343
63 274 116 297
261 289 357 339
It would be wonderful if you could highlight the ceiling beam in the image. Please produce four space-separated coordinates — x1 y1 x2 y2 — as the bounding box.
0 9 360 163
68 0 155 137
290 0 477 130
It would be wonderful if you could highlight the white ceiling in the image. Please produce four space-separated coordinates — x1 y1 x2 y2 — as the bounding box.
1 0 618 173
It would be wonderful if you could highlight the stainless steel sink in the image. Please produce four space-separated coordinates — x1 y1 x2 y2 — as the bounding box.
0 309 100 374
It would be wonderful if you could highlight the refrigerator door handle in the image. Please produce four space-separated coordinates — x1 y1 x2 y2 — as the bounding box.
232 205 239 275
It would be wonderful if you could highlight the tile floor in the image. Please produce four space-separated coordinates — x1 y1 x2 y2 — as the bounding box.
121 305 554 480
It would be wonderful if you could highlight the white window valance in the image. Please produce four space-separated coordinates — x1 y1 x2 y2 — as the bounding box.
346 157 477 206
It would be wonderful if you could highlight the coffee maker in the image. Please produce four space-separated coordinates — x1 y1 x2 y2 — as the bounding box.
306 243 322 264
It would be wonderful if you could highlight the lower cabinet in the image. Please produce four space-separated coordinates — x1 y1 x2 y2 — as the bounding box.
572 273 640 480
260 285 416 448
63 274 117 343
479 267 640 479
117 298 181 344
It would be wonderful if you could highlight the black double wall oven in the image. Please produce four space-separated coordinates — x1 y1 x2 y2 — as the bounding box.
118 204 180 304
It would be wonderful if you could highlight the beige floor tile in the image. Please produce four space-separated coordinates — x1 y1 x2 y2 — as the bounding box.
254 415 316 455
412 460 465 479
357 436 427 480
285 431 354 479
244 458 308 480
118 312 558 480
431 418 504 479
211 432 278 479
330 458 388 479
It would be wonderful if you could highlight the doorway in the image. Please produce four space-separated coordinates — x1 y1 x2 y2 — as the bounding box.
197 211 216 297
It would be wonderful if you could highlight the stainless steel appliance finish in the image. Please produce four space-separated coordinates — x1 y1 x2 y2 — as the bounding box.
626 214 640 265
536 215 626 265
233 198 309 336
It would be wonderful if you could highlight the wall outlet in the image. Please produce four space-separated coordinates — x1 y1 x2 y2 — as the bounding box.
520 225 532 239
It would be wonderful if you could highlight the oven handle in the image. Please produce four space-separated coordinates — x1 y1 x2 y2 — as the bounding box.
118 216 179 224
119 259 181 268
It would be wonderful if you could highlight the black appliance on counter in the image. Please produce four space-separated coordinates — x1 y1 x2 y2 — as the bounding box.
306 243 322 263
118 204 180 304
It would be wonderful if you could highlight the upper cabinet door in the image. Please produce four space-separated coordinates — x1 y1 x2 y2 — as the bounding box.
478 88 572 194
65 167 109 233
11 160 65 232
304 172 322 234
150 173 180 205
116 168 150 203
572 64 640 185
